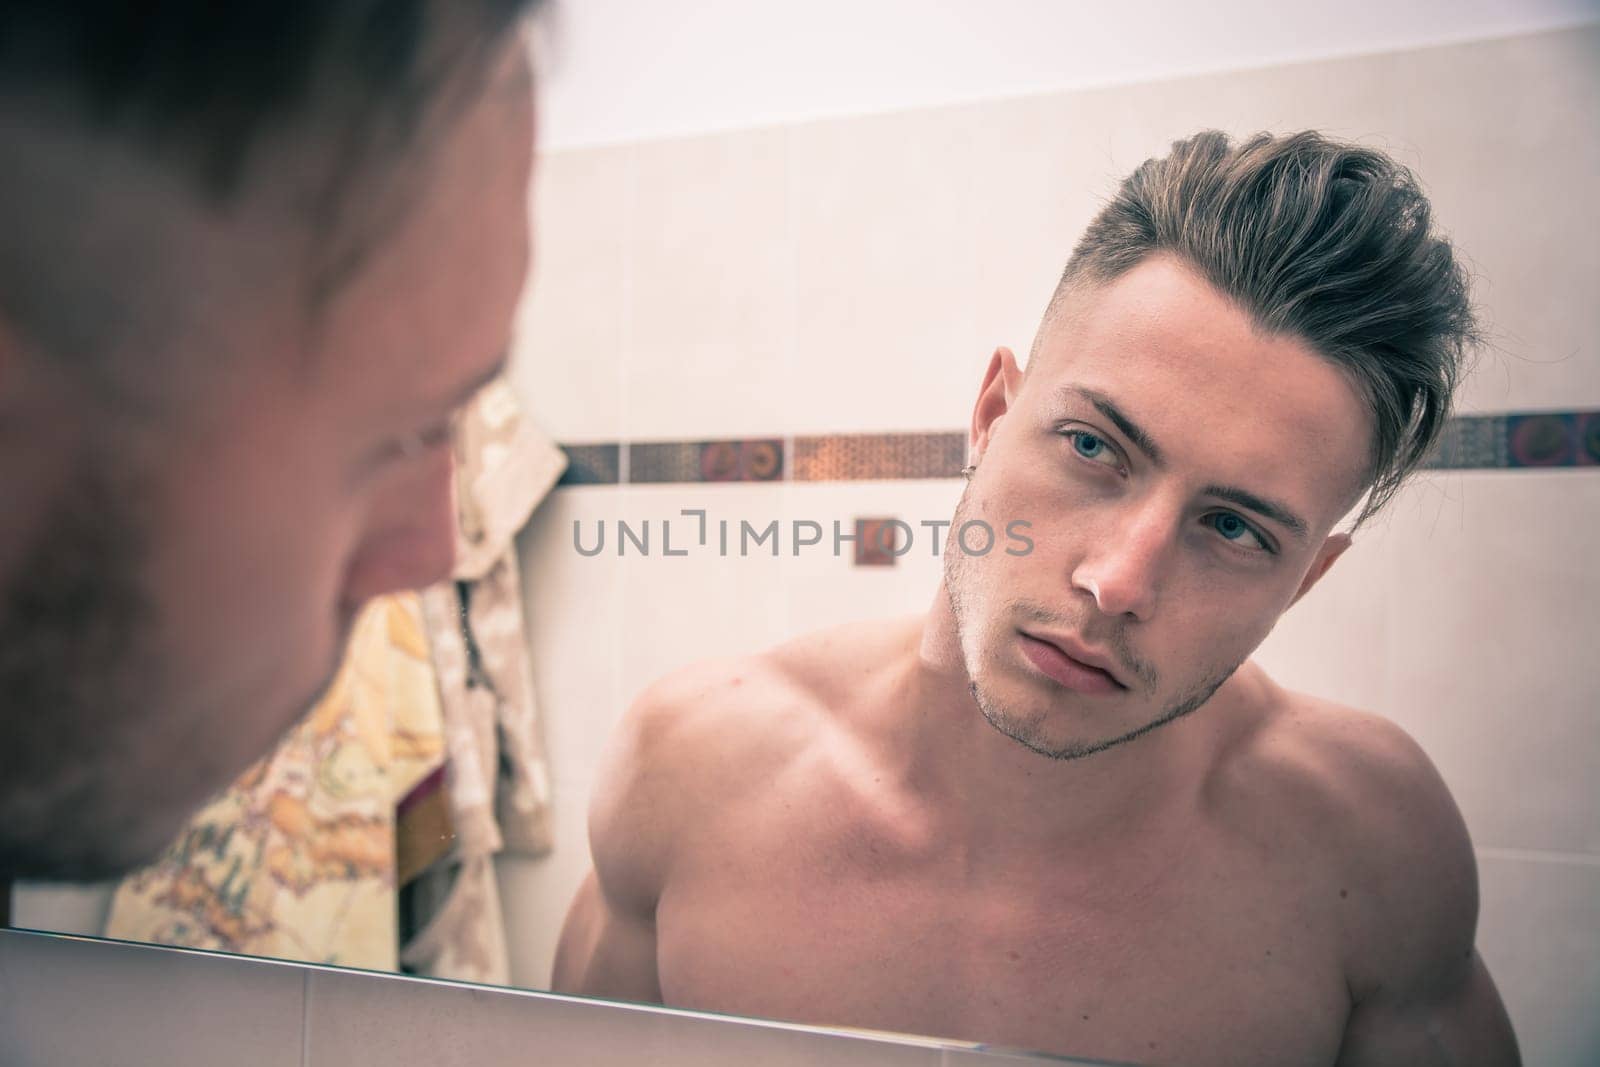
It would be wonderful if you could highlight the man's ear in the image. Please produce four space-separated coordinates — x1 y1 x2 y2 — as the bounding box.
1289 532 1352 608
969 346 1024 465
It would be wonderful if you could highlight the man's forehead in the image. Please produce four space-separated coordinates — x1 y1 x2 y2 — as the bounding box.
1038 257 1266 354
314 326 512 420
1036 260 1366 421
299 41 533 423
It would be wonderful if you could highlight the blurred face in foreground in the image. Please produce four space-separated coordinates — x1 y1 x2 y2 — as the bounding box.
0 40 536 879
945 254 1371 760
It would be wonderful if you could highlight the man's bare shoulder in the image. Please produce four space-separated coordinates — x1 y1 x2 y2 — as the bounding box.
612 615 912 773
588 617 919 896
594 651 801 819
1214 674 1479 998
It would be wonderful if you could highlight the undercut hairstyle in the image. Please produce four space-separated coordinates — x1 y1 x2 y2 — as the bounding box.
1046 130 1479 526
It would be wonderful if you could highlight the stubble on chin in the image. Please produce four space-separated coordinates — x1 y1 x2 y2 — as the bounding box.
0 460 161 879
968 646 1242 762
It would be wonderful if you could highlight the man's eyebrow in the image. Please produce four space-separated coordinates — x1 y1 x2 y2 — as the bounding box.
1201 484 1309 540
1061 386 1166 466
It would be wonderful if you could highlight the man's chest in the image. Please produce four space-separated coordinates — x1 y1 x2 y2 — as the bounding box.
654 817 1352 1066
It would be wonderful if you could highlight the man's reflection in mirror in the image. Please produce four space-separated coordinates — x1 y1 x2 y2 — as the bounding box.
0 1 541 882
555 131 1522 1066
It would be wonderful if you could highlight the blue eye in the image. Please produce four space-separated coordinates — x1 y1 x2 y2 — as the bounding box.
1063 429 1121 469
1205 512 1271 553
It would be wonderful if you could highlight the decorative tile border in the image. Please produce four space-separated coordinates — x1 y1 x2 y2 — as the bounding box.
793 432 966 481
557 410 1600 486
1421 411 1600 469
558 444 622 485
630 439 785 483
1504 411 1599 467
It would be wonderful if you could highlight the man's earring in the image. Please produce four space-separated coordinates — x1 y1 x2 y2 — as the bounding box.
960 464 977 479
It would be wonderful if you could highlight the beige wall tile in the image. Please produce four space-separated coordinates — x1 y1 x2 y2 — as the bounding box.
518 487 626 795
527 27 1598 437
1381 471 1600 854
1253 519 1392 716
9 881 116 938
497 774 595 990
613 483 793 701
624 130 795 439
788 108 985 433
513 145 632 441
1476 853 1600 1067
780 480 963 637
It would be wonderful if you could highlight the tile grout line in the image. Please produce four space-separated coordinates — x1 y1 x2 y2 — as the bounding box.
300 969 312 1067
1476 846 1600 868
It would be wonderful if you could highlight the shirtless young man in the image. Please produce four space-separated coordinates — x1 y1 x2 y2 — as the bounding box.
553 131 1521 1066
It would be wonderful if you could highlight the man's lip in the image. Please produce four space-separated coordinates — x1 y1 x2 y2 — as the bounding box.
1021 631 1128 689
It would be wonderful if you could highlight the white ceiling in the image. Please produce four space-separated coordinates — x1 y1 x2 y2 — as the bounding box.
531 0 1598 149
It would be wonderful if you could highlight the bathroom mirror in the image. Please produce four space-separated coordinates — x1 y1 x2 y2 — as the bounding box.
11 6 1598 1066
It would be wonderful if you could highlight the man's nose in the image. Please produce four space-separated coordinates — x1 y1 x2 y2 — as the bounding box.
404 457 459 591
1069 502 1170 621
345 456 458 606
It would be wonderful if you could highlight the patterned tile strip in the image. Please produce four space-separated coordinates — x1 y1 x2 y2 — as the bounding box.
560 411 1598 486
557 444 621 485
1421 411 1600 468
1421 414 1507 469
792 432 967 481
624 441 703 484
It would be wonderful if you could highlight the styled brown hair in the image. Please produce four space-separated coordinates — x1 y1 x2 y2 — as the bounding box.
1050 129 1478 525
